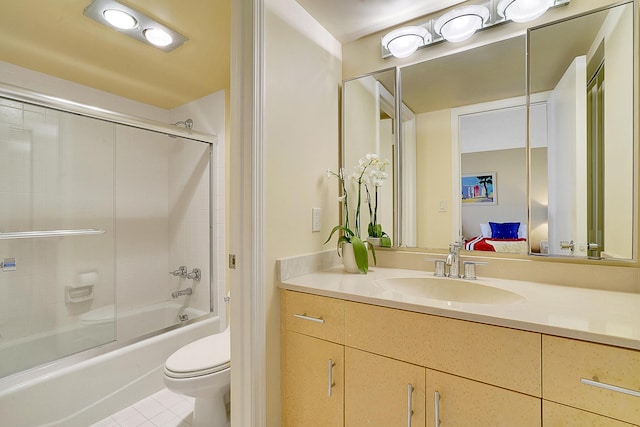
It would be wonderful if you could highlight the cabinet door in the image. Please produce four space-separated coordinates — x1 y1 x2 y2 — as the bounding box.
543 400 637 426
426 369 541 427
543 335 640 425
282 331 344 427
345 347 426 427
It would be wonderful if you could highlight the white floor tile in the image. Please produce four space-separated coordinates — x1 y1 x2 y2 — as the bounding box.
89 388 195 427
134 397 166 419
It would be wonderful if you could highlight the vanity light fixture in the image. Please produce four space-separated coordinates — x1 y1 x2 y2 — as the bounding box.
381 0 569 58
497 0 553 23
434 5 490 43
83 0 188 52
381 26 432 58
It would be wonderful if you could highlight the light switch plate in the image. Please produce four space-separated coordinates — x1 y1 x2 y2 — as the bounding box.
312 208 321 232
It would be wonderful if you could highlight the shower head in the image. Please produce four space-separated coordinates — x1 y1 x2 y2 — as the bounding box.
174 118 193 129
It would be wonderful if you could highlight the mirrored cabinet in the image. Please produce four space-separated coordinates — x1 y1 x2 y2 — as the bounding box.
341 1 637 262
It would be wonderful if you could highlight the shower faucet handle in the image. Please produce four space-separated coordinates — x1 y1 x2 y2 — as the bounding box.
169 265 188 278
187 268 201 281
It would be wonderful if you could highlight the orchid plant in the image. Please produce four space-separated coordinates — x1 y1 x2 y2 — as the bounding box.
325 153 386 273
364 157 391 247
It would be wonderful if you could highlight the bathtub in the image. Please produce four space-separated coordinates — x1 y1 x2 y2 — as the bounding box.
0 302 220 427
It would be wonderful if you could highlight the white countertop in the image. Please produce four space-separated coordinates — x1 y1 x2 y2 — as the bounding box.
280 266 640 351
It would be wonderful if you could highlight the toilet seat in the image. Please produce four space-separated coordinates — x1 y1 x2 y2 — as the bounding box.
165 329 230 379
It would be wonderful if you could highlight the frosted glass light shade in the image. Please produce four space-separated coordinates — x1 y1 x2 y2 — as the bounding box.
498 0 551 23
434 5 490 43
143 28 173 47
382 26 431 58
103 9 137 29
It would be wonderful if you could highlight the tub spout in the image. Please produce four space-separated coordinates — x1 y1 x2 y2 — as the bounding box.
172 288 193 299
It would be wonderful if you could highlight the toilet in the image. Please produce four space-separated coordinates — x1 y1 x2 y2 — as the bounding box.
164 326 231 427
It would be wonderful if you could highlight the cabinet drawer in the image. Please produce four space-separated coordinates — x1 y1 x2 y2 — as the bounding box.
345 301 541 396
543 335 640 425
284 291 345 344
543 400 637 427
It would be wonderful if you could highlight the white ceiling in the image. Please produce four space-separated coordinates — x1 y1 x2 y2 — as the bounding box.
294 0 467 43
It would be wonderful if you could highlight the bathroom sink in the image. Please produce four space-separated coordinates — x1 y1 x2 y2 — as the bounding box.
374 277 523 304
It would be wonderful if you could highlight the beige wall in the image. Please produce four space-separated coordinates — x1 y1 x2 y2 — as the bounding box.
264 0 342 424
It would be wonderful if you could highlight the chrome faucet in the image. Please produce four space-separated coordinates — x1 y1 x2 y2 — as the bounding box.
445 240 464 278
171 288 193 298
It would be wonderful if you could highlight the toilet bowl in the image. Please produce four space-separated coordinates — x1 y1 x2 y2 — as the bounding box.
164 327 230 427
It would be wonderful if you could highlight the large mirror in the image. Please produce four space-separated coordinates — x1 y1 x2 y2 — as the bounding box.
529 2 635 259
341 1 636 261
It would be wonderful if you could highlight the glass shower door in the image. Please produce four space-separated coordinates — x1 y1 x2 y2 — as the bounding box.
0 99 116 378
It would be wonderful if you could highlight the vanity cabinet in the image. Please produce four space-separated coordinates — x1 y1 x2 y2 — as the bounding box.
542 335 640 425
281 289 640 426
345 347 426 426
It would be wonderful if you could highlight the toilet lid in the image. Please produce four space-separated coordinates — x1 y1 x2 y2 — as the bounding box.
165 329 230 378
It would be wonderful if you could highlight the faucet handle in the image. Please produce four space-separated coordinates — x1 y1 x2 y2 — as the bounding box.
169 265 188 278
462 261 488 280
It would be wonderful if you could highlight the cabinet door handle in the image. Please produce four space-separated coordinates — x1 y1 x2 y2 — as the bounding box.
407 384 414 427
581 377 640 397
328 359 335 397
434 391 441 427
293 313 325 323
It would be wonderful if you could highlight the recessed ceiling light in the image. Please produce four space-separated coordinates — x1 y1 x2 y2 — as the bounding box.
84 0 187 51
103 9 137 30
143 28 173 47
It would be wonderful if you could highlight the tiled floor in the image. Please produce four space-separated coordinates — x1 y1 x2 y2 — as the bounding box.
90 388 194 427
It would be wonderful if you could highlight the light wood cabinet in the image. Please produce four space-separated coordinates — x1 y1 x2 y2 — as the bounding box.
426 369 541 427
542 335 640 425
282 331 344 427
345 347 426 426
543 400 637 427
281 289 640 427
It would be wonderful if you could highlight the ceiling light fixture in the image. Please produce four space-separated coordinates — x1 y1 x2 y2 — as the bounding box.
381 26 432 58
497 0 552 23
143 28 173 47
434 5 490 42
102 9 137 30
84 0 187 52
381 0 569 58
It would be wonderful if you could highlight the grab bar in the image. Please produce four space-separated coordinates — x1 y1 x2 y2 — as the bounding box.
0 229 106 240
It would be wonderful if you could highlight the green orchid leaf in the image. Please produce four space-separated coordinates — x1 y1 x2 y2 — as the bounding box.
324 224 353 245
368 241 377 265
380 236 392 247
351 236 369 274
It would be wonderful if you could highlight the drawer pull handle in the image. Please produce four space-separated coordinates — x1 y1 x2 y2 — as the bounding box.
328 359 335 397
407 384 414 427
434 391 441 427
293 313 325 323
581 377 640 397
